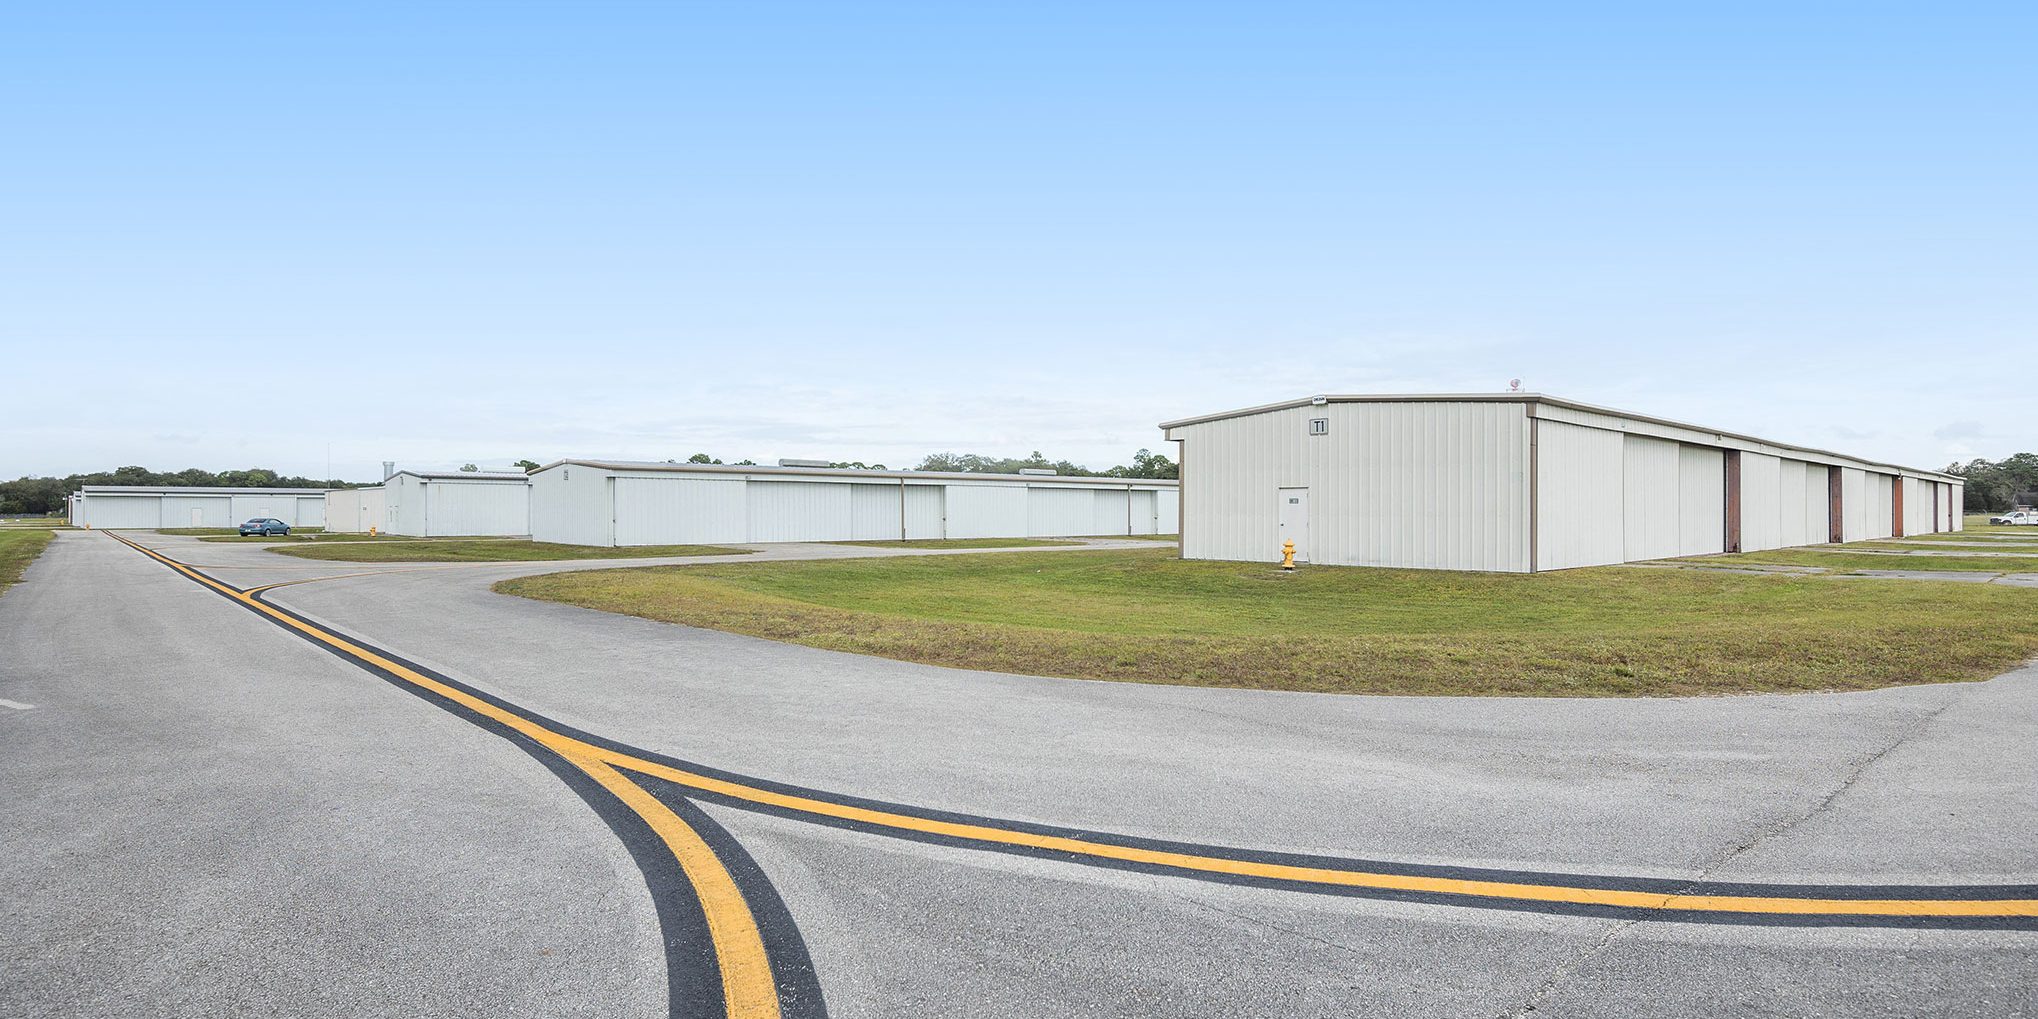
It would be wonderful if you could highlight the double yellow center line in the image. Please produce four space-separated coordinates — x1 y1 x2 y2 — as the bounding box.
114 531 2038 949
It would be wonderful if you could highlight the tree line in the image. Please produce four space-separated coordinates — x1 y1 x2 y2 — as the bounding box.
664 448 1179 479
1945 453 2038 512
3 447 1183 516
0 466 354 516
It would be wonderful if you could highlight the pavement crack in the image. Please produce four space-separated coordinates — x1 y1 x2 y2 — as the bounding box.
1498 689 1968 1018
1171 892 1373 960
1691 690 1965 876
1501 916 1642 1019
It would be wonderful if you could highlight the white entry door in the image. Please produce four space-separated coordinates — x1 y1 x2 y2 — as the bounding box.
189 508 203 527
1278 488 1309 562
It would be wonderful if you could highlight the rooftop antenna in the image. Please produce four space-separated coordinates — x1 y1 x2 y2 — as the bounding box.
1508 379 1522 392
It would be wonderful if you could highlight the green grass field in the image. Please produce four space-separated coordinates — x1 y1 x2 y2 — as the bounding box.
1682 548 2038 572
270 539 751 562
826 538 1079 550
0 528 57 597
495 547 2038 697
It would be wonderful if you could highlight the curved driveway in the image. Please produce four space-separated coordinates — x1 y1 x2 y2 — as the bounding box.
3 531 2034 1017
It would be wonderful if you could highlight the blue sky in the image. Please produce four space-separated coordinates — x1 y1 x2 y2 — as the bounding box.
4 2 2033 480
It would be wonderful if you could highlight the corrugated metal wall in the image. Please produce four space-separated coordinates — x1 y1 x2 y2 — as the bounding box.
903 485 944 539
1620 435 1681 561
423 481 529 537
536 466 1169 546
229 494 323 527
1126 491 1157 535
747 481 854 542
848 484 904 540
1027 488 1095 537
1536 420 1625 570
614 476 745 544
945 485 1030 539
325 488 389 533
1840 468 1867 541
1738 453 1782 551
1174 401 1532 570
1676 446 1725 555
161 495 233 528
80 495 162 528
530 467 615 546
1869 474 1896 539
1157 490 1179 533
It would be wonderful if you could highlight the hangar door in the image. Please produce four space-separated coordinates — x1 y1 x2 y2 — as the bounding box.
1676 446 1725 556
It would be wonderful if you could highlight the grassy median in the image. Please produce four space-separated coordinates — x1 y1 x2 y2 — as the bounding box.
494 547 2038 697
0 528 57 597
1675 548 2038 573
826 538 1079 550
270 539 750 562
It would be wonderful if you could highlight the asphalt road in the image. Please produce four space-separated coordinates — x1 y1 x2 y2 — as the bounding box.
3 531 2034 1018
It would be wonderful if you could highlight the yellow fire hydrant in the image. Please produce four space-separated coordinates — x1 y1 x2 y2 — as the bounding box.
1280 540 1296 571
369 525 378 536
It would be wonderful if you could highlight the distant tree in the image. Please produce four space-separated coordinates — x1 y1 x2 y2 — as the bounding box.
687 453 723 464
732 459 757 466
0 465 354 515
459 463 479 472
513 459 541 473
910 448 1175 478
1104 448 1178 480
829 461 888 470
1946 453 2038 512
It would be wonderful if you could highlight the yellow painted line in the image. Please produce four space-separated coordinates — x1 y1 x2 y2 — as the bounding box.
110 532 2038 923
108 533 781 1017
604 756 2034 919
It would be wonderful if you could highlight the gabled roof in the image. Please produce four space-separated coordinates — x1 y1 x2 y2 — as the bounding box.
1160 393 1960 482
530 459 1177 487
78 486 330 496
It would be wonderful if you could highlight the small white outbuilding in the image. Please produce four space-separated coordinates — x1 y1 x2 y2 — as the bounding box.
324 471 530 536
71 486 330 529
528 460 1178 546
1161 393 1963 573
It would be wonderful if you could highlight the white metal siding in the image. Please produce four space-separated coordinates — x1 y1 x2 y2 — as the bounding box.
614 476 746 545
1157 490 1179 534
1677 446 1725 556
747 481 854 542
1775 459 1809 549
903 485 944 539
325 488 388 533
161 495 232 529
848 484 904 541
1536 420 1625 570
1868 474 1895 540
530 467 615 546
1620 435 1682 561
945 485 1030 539
231 494 310 526
1176 401 1530 570
1841 468 1867 542
1738 452 1783 552
1127 490 1158 535
1806 464 1832 543
1092 490 1133 535
424 481 528 537
1028 487 1095 537
82 495 162 528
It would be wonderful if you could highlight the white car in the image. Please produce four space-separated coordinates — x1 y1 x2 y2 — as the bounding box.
1991 510 2038 526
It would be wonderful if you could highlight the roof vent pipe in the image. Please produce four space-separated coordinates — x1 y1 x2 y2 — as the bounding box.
777 458 833 468
1018 468 1058 476
382 461 396 480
